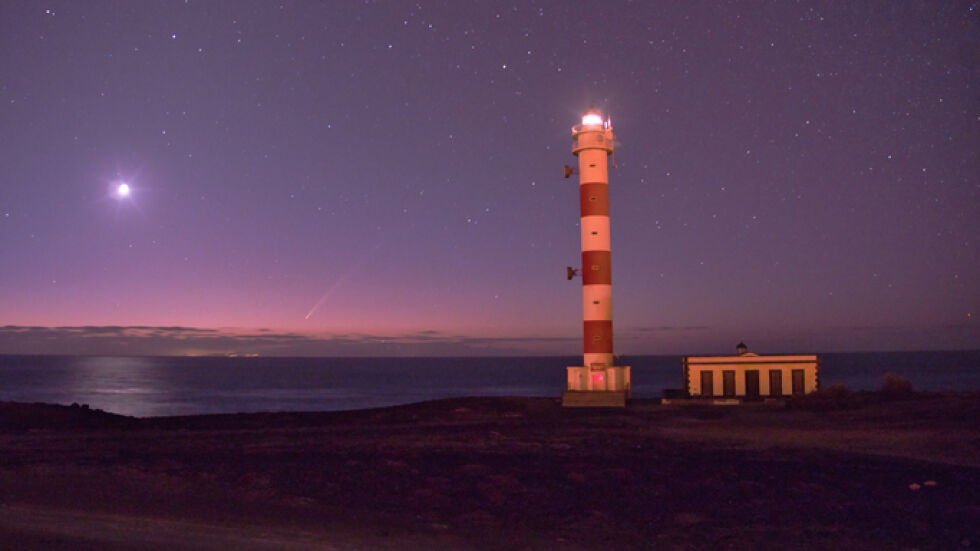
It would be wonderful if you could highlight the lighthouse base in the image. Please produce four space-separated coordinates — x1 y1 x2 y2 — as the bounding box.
562 390 628 408
563 365 631 407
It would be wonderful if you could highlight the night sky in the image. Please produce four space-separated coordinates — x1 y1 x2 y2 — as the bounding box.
1 1 977 356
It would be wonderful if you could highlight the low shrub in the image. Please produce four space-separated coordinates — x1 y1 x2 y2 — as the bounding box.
880 373 915 398
787 384 863 410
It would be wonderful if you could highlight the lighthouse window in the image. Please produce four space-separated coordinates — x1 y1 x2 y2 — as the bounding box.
589 196 598 202
592 300 600 305
591 265 600 271
589 163 596 168
593 335 601 341
591 231 598 235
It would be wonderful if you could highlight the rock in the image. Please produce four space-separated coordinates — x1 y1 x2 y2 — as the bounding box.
459 463 488 475
675 512 703 526
460 510 495 524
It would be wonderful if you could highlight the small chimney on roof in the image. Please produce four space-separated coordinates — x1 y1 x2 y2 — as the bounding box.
736 342 748 356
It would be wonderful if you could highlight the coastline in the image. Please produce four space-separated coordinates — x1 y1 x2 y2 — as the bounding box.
1 394 977 549
4 350 980 418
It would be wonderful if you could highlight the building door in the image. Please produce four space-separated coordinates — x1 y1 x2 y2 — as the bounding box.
700 371 713 397
769 370 783 397
791 369 805 395
745 370 759 399
592 372 606 391
722 371 736 397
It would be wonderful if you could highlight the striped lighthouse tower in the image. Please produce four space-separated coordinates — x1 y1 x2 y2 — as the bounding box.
562 109 631 407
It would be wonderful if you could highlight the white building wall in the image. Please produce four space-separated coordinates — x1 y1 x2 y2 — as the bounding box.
686 356 819 397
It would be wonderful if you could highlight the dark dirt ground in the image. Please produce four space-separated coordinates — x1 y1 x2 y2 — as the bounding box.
0 393 977 550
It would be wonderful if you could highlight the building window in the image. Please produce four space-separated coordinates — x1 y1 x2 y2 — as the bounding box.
592 300 600 304
700 371 713 397
792 369 805 395
744 370 760 399
769 370 783 397
722 370 736 397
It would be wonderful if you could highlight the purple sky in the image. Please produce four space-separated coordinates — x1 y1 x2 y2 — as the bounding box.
1 1 976 356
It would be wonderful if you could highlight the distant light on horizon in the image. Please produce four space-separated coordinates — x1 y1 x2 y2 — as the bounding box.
116 183 131 198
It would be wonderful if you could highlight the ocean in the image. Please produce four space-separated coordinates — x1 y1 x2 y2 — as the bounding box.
1 351 978 418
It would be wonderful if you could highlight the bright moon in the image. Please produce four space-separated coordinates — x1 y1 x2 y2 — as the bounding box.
117 183 131 197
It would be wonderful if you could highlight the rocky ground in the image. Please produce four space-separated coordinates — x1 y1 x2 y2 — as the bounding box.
0 392 977 550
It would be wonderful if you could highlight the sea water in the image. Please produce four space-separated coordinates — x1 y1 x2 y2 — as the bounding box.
1 351 977 418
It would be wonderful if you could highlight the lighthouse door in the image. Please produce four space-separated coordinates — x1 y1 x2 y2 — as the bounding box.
591 372 606 391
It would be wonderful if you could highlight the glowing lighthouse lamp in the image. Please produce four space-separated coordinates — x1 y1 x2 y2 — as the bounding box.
561 109 631 407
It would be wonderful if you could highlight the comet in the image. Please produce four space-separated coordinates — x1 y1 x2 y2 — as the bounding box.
304 243 383 320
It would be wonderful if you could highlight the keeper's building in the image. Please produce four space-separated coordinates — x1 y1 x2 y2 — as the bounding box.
683 343 819 399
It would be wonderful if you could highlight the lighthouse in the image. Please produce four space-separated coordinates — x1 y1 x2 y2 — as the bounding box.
562 108 631 407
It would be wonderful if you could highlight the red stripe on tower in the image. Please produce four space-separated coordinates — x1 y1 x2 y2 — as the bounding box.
579 183 610 217
580 251 611 285
583 320 614 353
